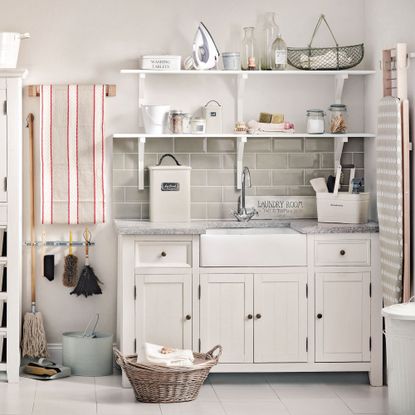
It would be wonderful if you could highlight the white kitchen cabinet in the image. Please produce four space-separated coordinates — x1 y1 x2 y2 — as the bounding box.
200 273 253 363
135 274 192 351
0 89 6 203
254 272 308 363
315 271 371 362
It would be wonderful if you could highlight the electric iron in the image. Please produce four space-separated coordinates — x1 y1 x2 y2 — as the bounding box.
192 22 220 70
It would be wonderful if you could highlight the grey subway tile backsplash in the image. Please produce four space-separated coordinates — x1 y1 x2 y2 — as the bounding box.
288 153 320 168
256 154 287 169
112 136 365 220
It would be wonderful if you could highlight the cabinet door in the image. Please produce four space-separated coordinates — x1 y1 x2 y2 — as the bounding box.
135 274 192 351
254 272 308 363
0 90 6 203
200 273 253 363
315 271 370 362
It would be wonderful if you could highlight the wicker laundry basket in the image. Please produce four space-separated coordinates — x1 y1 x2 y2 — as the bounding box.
114 345 222 403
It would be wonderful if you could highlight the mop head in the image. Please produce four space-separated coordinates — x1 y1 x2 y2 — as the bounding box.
21 311 48 358
70 265 103 297
63 254 78 287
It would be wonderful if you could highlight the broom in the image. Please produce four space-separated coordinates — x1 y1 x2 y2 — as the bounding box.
70 227 103 297
21 114 48 358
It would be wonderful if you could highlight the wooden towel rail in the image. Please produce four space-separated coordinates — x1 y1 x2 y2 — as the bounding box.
27 84 116 97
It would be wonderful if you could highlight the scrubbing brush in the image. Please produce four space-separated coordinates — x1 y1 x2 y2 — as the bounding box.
63 231 78 287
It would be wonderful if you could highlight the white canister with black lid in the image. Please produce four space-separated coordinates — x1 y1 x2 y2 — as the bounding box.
149 154 191 222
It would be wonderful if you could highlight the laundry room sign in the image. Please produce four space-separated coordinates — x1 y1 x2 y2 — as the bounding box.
245 196 317 219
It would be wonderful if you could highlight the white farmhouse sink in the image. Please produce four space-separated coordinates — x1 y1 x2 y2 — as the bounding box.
200 227 307 267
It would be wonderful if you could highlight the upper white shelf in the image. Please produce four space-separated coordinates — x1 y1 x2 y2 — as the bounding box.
113 132 376 139
0 69 28 79
120 69 375 76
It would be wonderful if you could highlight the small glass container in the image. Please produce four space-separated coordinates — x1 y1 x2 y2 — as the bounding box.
182 113 191 133
241 27 257 70
168 110 187 134
222 52 240 70
328 104 348 133
306 109 325 134
191 117 206 134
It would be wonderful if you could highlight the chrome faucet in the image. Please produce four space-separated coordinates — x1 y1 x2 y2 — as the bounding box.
233 166 258 222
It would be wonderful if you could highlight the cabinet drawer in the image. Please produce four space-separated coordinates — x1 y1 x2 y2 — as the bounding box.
315 239 370 267
0 205 6 225
135 241 191 267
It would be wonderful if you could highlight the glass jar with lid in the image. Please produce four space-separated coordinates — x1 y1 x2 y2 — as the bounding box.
168 110 191 134
328 104 348 133
306 109 325 134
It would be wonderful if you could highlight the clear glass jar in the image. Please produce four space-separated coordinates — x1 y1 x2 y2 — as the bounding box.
168 110 188 134
241 27 257 70
328 104 348 133
306 110 325 134
271 32 287 70
261 12 279 70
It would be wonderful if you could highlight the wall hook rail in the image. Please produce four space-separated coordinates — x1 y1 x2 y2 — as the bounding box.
25 241 95 247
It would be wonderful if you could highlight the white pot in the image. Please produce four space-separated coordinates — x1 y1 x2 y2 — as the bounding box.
0 32 30 69
142 105 170 134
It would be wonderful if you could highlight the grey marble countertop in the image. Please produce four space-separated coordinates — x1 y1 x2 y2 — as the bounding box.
114 219 379 235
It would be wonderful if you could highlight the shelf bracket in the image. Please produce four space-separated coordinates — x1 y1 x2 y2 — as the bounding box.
236 135 248 189
138 73 146 128
137 136 146 190
334 73 348 104
236 73 248 122
334 135 349 170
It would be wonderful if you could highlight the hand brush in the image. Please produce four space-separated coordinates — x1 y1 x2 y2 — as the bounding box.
71 227 103 297
63 230 78 287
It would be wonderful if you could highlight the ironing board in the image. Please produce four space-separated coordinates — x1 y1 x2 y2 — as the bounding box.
376 97 404 306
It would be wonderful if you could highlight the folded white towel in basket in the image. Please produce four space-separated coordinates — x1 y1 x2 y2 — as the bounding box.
139 343 195 367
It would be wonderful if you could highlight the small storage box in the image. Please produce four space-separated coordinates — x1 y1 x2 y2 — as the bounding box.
139 55 181 71
149 154 191 223
316 192 369 224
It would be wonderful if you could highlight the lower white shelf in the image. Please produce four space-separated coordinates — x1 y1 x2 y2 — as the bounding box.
0 293 7 300
0 363 6 372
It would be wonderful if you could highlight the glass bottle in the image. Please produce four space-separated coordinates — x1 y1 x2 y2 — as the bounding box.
261 12 279 70
241 27 257 70
271 32 287 70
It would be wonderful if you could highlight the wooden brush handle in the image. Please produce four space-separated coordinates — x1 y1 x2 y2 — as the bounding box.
27 113 36 304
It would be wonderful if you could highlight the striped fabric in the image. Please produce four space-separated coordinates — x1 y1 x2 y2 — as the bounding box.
40 85 105 224
376 96 403 306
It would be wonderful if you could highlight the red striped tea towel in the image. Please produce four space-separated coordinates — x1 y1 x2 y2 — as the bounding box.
40 85 105 224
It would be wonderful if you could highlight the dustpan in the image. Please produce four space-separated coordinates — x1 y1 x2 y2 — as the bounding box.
23 358 71 380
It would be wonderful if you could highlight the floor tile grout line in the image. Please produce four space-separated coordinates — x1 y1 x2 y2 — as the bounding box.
264 375 293 415
208 382 227 414
94 377 98 414
31 379 38 415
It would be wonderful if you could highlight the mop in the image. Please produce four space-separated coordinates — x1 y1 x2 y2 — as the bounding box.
21 114 48 358
71 227 103 297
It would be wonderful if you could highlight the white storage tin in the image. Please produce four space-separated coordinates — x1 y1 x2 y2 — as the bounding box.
149 154 191 223
316 192 369 224
139 55 181 71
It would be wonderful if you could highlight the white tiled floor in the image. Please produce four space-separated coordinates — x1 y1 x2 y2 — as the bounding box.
0 372 388 415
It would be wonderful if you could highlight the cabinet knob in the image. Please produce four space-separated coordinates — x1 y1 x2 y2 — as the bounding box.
317 313 323 319
247 314 253 320
340 249 346 256
185 315 191 320
256 313 262 319
161 251 167 257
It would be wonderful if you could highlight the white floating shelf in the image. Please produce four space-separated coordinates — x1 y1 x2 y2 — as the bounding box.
0 363 6 371
121 69 375 76
0 328 6 335
0 257 6 265
113 133 376 139
0 293 7 301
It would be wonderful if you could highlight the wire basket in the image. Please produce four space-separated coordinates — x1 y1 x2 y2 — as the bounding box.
287 15 364 70
114 346 222 403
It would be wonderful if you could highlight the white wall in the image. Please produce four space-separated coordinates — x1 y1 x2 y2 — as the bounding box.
0 0 367 343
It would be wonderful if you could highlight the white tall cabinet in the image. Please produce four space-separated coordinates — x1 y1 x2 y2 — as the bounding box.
0 70 25 382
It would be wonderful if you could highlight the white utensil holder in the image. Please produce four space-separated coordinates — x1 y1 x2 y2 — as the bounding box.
316 192 369 224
